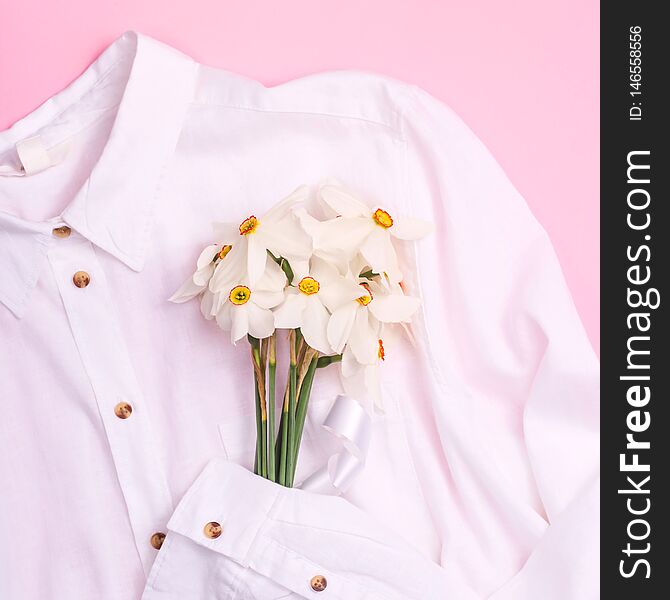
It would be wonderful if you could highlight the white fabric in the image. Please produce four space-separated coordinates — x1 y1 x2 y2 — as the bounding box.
0 31 599 600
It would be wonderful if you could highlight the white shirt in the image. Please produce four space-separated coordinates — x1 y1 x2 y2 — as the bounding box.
0 31 599 600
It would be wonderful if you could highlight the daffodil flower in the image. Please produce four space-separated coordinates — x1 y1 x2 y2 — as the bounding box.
327 278 421 364
213 259 286 343
208 186 312 287
169 243 232 303
312 183 433 283
273 258 362 354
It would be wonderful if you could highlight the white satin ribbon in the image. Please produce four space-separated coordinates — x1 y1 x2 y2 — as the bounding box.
298 394 371 495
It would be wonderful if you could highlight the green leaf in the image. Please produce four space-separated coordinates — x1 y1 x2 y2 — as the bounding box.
267 250 295 285
316 354 342 368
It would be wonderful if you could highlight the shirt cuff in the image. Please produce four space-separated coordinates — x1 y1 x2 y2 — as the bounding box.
165 458 391 599
166 457 282 567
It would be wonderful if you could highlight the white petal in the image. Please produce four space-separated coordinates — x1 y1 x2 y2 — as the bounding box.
389 216 433 240
257 256 289 291
341 345 363 378
360 228 401 282
347 309 379 365
200 290 217 320
212 222 239 245
313 217 372 257
169 276 203 303
273 292 306 329
215 301 233 330
294 207 320 244
309 256 338 282
260 216 312 260
340 362 382 415
252 290 285 309
313 247 351 275
247 303 276 339
319 184 370 218
365 364 384 414
230 305 249 343
287 257 310 285
195 244 220 272
209 243 246 292
300 297 332 354
247 235 268 286
321 277 365 313
192 263 216 287
327 303 358 353
264 186 309 223
368 294 421 323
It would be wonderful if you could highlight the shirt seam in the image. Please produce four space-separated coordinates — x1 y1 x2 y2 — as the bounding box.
189 101 407 141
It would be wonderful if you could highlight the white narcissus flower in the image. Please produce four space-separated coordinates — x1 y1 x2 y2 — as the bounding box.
169 243 232 302
327 278 421 365
313 183 433 283
213 259 286 343
208 186 312 288
273 258 362 354
169 243 237 319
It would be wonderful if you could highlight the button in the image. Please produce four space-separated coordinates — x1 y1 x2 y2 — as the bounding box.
72 271 90 288
52 225 71 238
150 532 166 550
203 521 222 539
310 575 327 592
114 402 133 419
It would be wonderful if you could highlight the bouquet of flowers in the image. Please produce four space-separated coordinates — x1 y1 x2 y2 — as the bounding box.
170 183 431 487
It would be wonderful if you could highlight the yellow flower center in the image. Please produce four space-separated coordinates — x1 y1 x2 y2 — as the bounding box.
217 245 232 261
229 285 251 305
378 339 385 361
356 283 373 306
298 276 320 295
239 215 259 235
372 208 394 229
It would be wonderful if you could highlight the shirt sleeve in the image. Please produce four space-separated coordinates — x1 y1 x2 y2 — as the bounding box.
401 87 599 599
142 458 481 600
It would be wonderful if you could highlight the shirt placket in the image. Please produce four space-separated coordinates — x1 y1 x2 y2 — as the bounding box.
47 226 173 576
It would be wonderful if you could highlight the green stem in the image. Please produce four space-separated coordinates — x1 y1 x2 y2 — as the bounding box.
278 387 289 485
253 372 261 476
289 353 318 486
267 334 277 482
249 336 267 479
286 330 298 486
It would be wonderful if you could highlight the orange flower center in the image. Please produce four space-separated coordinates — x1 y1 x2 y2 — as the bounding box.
378 339 385 361
229 285 251 305
356 283 373 306
372 208 393 229
239 216 259 235
298 276 320 295
217 245 232 260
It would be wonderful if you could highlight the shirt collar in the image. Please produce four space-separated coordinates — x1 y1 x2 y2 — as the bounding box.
0 31 198 318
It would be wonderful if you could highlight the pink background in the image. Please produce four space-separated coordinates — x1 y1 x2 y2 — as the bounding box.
0 1 599 354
